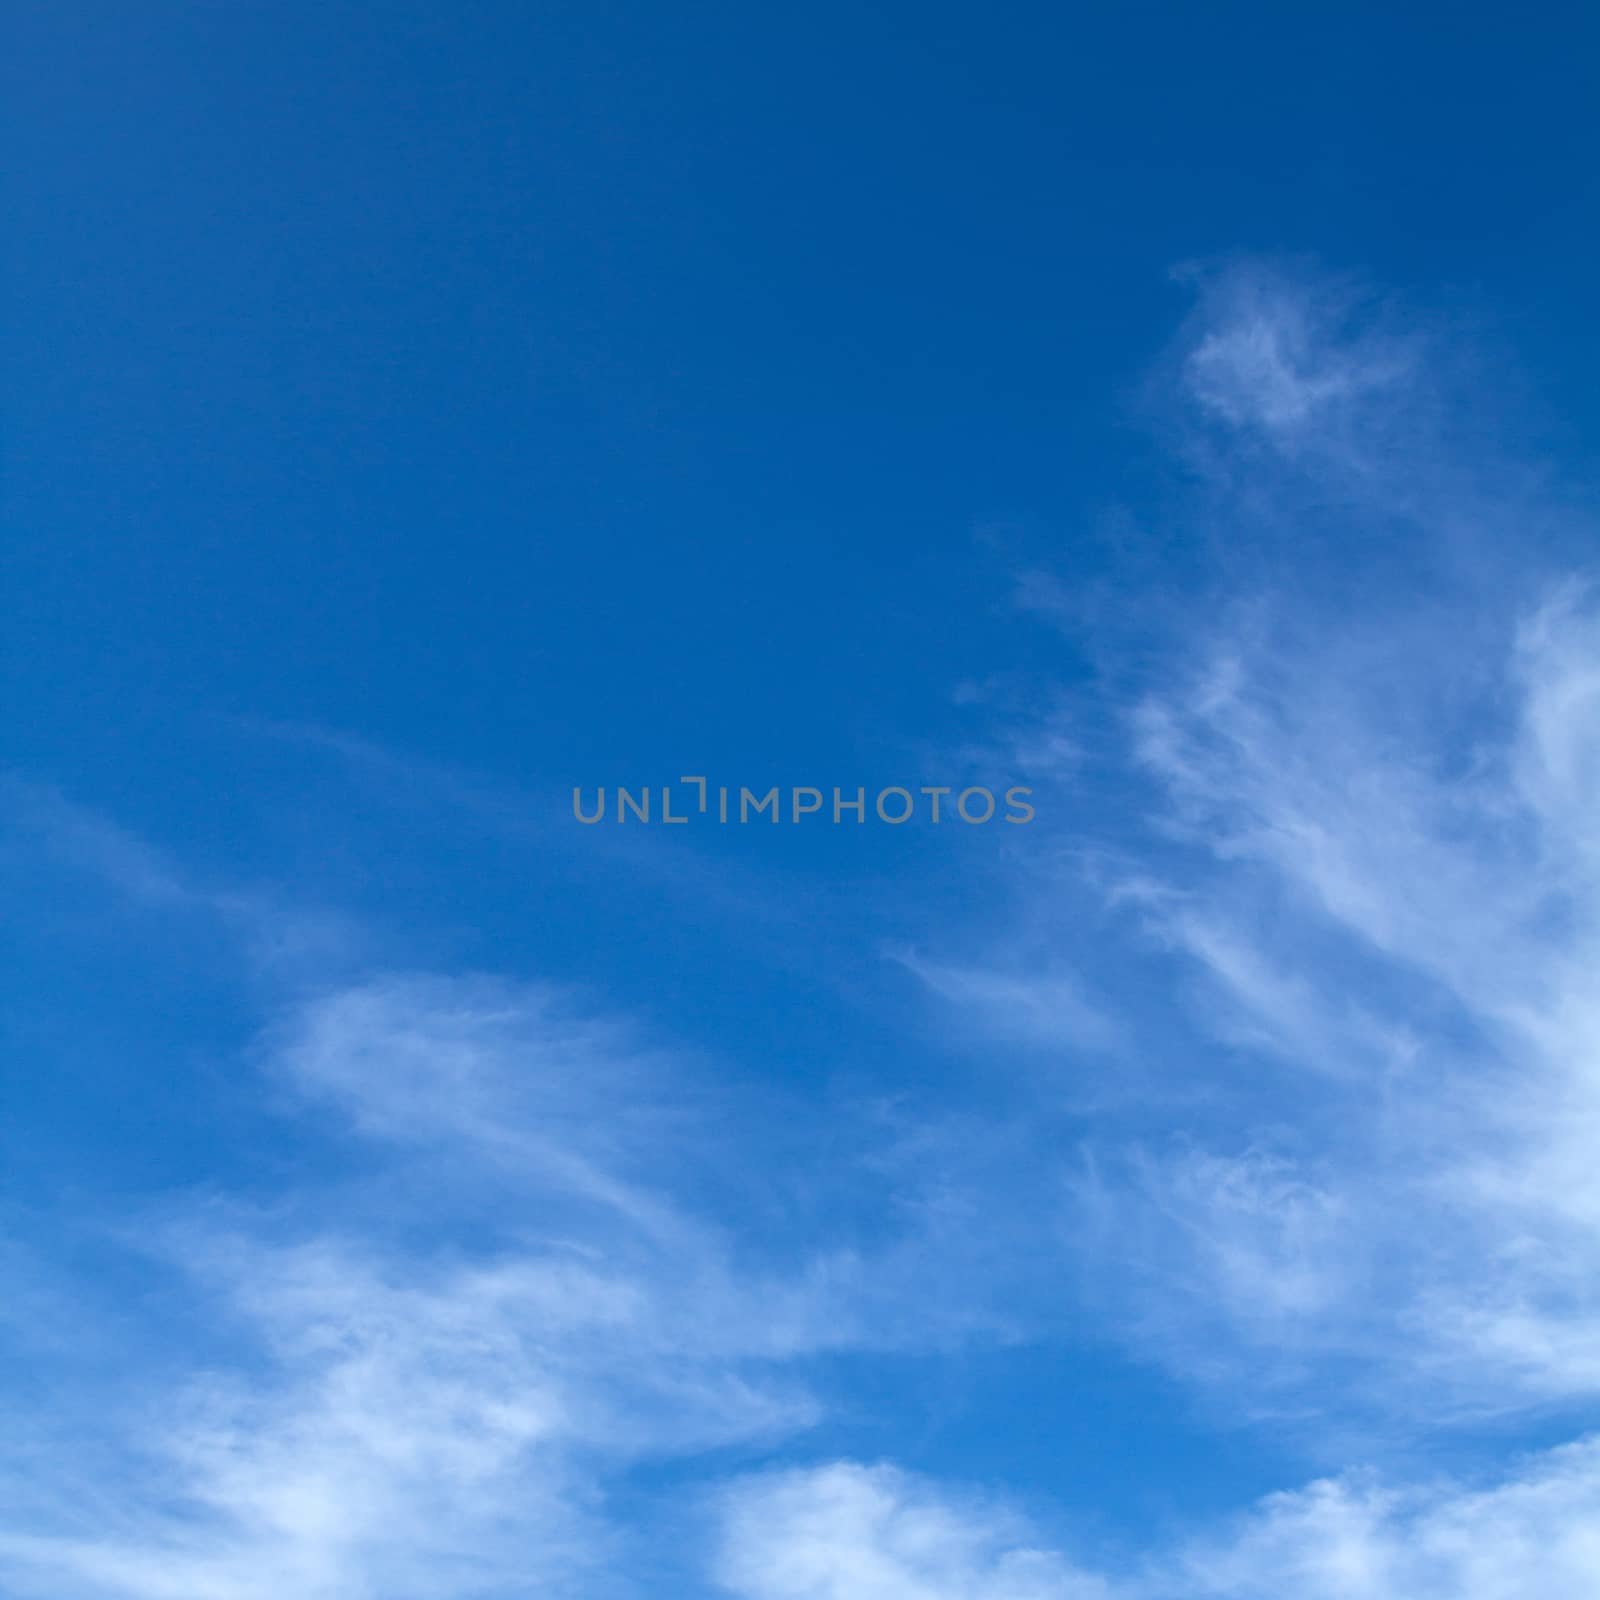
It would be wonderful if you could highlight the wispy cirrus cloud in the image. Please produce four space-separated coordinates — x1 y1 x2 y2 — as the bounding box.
945 262 1600 1432
1101 580 1600 1410
891 948 1121 1055
1178 261 1416 448
0 945 1019 1599
0 906 912 1599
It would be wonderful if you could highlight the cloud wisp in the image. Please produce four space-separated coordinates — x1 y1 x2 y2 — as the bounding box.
932 263 1600 1437
0 969 883 1600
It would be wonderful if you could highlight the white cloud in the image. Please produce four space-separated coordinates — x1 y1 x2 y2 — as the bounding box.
892 950 1119 1054
717 1440 1600 1600
1180 265 1412 446
267 973 697 1241
870 265 1600 1431
1007 268 1600 1417
0 975 854 1600
716 1462 1115 1600
1173 1436 1600 1599
1108 585 1600 1407
1513 581 1600 871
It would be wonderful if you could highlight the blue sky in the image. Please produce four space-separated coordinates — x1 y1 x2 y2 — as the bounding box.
6 4 1600 1596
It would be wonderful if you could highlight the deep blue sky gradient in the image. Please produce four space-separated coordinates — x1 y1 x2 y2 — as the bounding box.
7 1 1598 810
5 4 1600 1591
